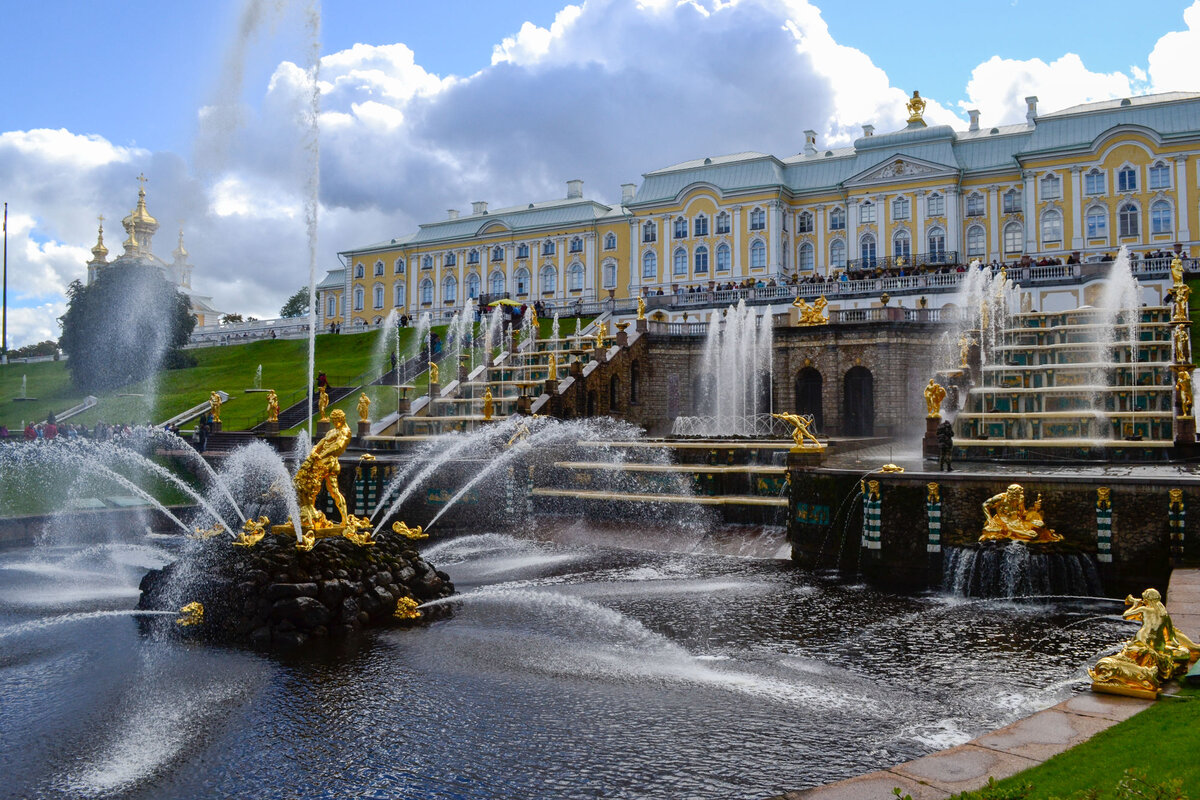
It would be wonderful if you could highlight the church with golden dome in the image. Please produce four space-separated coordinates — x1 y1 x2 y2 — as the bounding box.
85 175 224 326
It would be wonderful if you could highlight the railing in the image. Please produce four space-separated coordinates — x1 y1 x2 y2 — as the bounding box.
647 321 710 336
671 413 792 438
847 251 959 271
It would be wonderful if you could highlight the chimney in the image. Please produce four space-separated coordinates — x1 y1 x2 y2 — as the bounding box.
447 209 459 220
471 201 488 215
968 109 980 131
862 124 874 137
621 183 636 204
803 130 817 155
566 179 584 199
1025 95 1038 124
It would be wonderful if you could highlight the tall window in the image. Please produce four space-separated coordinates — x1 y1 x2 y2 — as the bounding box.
892 230 911 260
966 194 985 217
1041 209 1063 244
354 287 364 310
539 265 557 293
1086 208 1107 239
750 239 767 268
602 261 616 288
569 237 583 253
928 227 946 261
891 197 910 220
489 272 505 295
1040 174 1061 200
694 245 709 274
542 240 555 256
859 201 876 224
1003 221 1023 254
327 296 337 317
374 261 384 276
394 258 405 274
643 221 657 243
515 268 530 295
967 225 986 257
419 280 432 305
797 211 814 233
1119 203 1139 237
749 207 766 230
604 232 617 250
446 252 458 267
355 263 365 279
568 262 584 291
466 250 478 265
798 242 814 271
1149 161 1171 190
442 274 457 301
517 243 529 259
642 251 657 279
927 194 944 217
715 211 730 234
491 246 504 261
859 234 876 267
673 247 687 276
1118 166 1137 193
830 239 846 269
1151 201 1172 234
694 214 709 236
373 285 384 309
467 272 480 299
1002 188 1022 214
716 243 731 272
829 207 846 230
673 217 688 239
394 282 405 307
1085 169 1105 195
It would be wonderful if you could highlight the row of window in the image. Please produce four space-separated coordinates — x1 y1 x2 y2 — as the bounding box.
347 263 622 311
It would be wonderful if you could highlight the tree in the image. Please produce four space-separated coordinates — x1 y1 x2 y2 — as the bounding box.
221 313 244 324
58 264 196 392
280 286 310 318
11 340 59 359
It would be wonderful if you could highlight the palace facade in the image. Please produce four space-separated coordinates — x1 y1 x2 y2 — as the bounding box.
331 91 1200 328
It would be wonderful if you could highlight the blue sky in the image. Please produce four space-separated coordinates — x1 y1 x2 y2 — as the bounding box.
1 0 1198 349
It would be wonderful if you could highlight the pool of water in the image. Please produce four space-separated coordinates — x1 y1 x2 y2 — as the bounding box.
0 521 1131 799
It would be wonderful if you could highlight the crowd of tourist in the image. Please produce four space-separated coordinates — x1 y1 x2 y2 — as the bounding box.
0 416 184 445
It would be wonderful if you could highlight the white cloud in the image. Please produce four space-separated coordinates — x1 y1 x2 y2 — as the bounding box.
961 53 1134 127
5 301 67 349
1147 0 1200 92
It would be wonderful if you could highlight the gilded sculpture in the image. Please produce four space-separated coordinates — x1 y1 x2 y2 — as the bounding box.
772 412 823 450
595 321 608 347
391 520 428 540
357 392 371 423
979 484 1063 543
1177 368 1194 417
1089 588 1200 698
232 516 270 547
1174 324 1192 364
924 378 947 418
393 596 422 620
793 296 829 326
905 90 926 124
209 391 222 423
637 296 646 320
1172 284 1191 323
927 482 940 503
548 352 558 381
482 388 494 421
292 410 359 538
429 361 439 384
1170 254 1185 286
176 602 205 626
317 385 329 421
958 333 974 369
266 389 280 423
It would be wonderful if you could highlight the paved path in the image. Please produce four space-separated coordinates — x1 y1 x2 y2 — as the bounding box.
766 569 1200 800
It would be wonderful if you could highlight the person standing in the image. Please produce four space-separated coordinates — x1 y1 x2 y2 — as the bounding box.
937 420 954 472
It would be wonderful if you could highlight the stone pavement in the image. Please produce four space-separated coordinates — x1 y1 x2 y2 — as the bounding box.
765 569 1200 800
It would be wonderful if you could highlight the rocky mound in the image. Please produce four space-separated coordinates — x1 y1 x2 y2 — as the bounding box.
138 529 454 650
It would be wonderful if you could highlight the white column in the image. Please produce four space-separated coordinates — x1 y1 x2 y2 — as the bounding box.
769 200 782 273
1177 156 1192 242
987 186 999 261
661 214 671 286
557 238 565 300
815 205 826 277
733 206 743 277
946 188 960 258
629 219 640 294
584 233 595 296
848 199 859 266
1070 167 1083 250
914 191 925 257
1022 171 1037 254
505 245 514 293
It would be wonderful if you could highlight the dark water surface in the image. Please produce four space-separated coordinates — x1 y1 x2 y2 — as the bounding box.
0 523 1131 800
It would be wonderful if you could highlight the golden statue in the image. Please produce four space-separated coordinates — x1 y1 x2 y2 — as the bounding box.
232 516 269 547
924 378 947 418
1097 486 1111 508
979 484 1062 543
530 305 539 332
548 352 558 381
772 412 823 450
927 482 940 503
391 520 428 540
482 387 494 421
357 392 371 423
959 333 974 369
1177 369 1194 417
266 389 280 423
394 596 422 620
1171 254 1185 286
1089 588 1200 698
1174 324 1191 363
906 90 926 124
637 296 646 320
188 522 226 540
176 602 204 627
506 422 531 448
429 361 439 384
595 320 608 347
793 296 829 325
317 385 329 421
1172 284 1191 323
209 391 222 423
293 409 354 532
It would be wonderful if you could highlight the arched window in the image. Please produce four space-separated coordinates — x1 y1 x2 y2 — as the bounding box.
859 233 876 267
420 279 433 305
604 232 617 250
491 246 504 262
1085 168 1105 195
373 284 384 309
1151 201 1173 234
394 282 405 307
829 207 846 230
715 211 731 234
798 242 814 271
927 227 946 261
446 252 458 267
694 214 709 236
1040 173 1061 200
830 239 846 269
630 360 640 403
1041 209 1063 244
749 207 766 230
489 272 505 295
1119 203 1139 237
966 193 985 217
353 287 364 311
1149 161 1171 190
673 247 688 276
1086 206 1108 238
539 264 557 293
926 194 944 217
892 230 911 260
602 260 616 288
466 249 478 265
442 274 457 301
694 245 709 274
642 251 657 279
673 217 688 239
609 375 620 409
517 243 529 259
798 211 814 233
642 220 657 243
716 243 731 272
568 262 584 291
967 225 986 257
515 268 530 295
354 263 365 279
1002 188 1021 214
327 295 337 318
542 240 556 256
374 261 384 277
1118 166 1137 193
1003 221 1023 254
466 272 480 299
892 197 910 220
394 258 405 274
422 255 433 270
569 236 583 253
750 239 767 269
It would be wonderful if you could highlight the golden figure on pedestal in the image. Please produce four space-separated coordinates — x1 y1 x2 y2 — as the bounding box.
357 392 371 423
772 412 823 450
482 387 494 421
1089 588 1200 698
317 385 329 421
793 296 829 325
637 296 646 320
959 334 974 369
1176 368 1194 418
548 352 558 381
905 90 926 124
292 409 356 539
176 602 204 626
979 484 1062 543
394 596 422 620
1174 324 1192 364
429 362 439 384
595 321 608 347
391 520 428 540
1171 254 1185 285
924 378 947 418
266 389 280 423
1172 285 1191 323
209 391 222 422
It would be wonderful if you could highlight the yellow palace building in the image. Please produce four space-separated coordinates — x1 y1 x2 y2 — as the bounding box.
331 90 1200 328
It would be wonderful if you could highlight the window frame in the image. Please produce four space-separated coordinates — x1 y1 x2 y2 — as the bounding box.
1151 200 1172 235
829 207 846 230
926 194 944 218
966 193 985 217
750 239 767 269
1040 209 1063 244
673 247 688 276
1117 166 1137 193
891 197 910 221
966 225 986 257
694 214 709 237
642 251 657 279
716 243 731 273
715 211 731 235
1003 221 1023 254
830 239 846 269
859 201 876 224
673 217 688 239
694 245 709 274
1119 203 1140 238
1085 169 1105 195
797 211 814 233
749 207 766 231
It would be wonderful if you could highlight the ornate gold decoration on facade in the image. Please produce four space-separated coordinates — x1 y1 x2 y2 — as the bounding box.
905 90 927 124
793 295 829 326
209 391 222 422
980 484 1063 543
927 482 940 503
924 378 947 418
1170 488 1184 512
394 596 422 620
176 602 204 626
1096 487 1111 509
391 520 428 540
266 389 280 423
1089 588 1200 699
357 392 371 423
772 412 823 451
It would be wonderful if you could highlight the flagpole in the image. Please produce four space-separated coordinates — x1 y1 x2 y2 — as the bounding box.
2 202 7 365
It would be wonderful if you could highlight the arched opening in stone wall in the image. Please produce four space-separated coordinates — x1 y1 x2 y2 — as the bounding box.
843 366 874 436
609 376 621 411
796 367 823 432
630 360 640 404
587 390 598 417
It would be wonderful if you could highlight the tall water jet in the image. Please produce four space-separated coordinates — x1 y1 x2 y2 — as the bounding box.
302 0 321 442
693 300 773 435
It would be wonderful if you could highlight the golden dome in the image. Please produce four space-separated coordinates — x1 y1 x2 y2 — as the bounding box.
123 186 159 230
90 217 109 261
172 227 188 260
